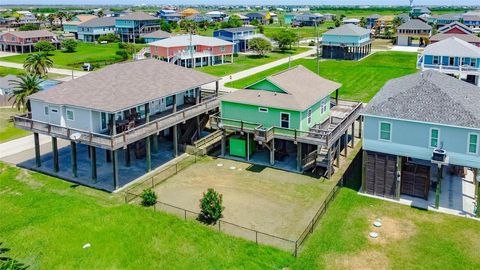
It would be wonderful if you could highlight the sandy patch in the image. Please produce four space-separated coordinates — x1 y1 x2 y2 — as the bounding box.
328 251 389 270
368 216 416 245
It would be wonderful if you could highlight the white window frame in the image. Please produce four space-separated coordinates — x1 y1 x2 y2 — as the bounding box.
467 132 479 154
378 121 392 142
280 112 290 129
100 112 107 131
66 109 75 121
429 128 440 148
433 55 440 65
43 105 49 116
258 107 268 113
307 109 312 125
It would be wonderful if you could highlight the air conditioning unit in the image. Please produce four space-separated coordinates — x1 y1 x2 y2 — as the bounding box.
432 148 446 162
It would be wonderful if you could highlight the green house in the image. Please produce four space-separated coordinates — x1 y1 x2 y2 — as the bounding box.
215 65 362 175
220 65 341 132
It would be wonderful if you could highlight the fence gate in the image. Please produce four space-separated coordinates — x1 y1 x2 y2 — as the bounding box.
365 151 397 198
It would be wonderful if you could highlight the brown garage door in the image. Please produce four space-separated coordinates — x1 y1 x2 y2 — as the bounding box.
365 151 397 198
401 161 430 200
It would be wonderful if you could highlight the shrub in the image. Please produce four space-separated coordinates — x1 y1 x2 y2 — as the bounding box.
115 50 129 60
34 41 56 54
61 39 77 53
233 52 239 57
141 189 157 207
198 188 224 224
249 37 272 57
118 42 127 49
308 40 316 46
97 33 119 43
19 23 40 31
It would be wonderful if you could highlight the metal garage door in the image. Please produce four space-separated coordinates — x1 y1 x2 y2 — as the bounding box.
365 151 397 198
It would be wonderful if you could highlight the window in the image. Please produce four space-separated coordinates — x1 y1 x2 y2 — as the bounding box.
468 133 478 154
307 109 312 125
258 107 268 113
220 46 225 52
430 128 439 148
471 58 477 67
44 106 49 115
166 96 174 107
449 57 455 66
433 56 440 65
280 113 290 129
66 109 75 121
379 122 391 141
321 99 328 113
101 112 107 130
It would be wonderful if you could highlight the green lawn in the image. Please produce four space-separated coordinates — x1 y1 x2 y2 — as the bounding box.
198 47 311 77
0 66 65 79
0 42 142 70
263 22 335 39
0 108 30 143
225 51 418 102
292 188 480 269
0 163 292 269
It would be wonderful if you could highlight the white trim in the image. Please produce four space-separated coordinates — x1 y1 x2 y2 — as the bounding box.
89 110 93 132
66 109 75 121
378 121 392 142
280 112 290 129
467 132 479 154
429 127 440 148
258 107 268 113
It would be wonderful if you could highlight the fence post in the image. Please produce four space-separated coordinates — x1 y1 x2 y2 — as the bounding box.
124 192 127 203
218 220 221 232
294 241 298 257
184 210 187 220
255 231 258 244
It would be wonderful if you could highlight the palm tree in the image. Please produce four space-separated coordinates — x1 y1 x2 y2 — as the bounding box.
8 74 44 112
47 13 56 28
57 11 66 28
23 53 54 77
97 10 105 18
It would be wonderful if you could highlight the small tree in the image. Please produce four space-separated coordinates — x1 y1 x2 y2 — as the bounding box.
198 188 224 224
34 41 56 55
334 18 341 27
115 50 129 60
18 23 40 31
141 189 157 207
360 17 367 28
97 33 119 43
62 39 77 53
249 37 272 57
273 30 299 50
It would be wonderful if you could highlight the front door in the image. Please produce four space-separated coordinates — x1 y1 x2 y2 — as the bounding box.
49 105 61 126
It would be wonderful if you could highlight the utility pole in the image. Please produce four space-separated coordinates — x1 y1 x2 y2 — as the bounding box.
315 21 320 75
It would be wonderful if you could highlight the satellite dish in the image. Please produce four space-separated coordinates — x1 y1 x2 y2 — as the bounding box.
70 132 82 141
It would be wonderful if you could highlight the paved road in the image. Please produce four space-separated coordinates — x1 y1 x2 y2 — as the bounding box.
0 133 51 160
204 47 316 92
0 61 89 79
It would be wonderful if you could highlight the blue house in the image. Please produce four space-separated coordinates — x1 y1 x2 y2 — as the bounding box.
366 14 381 29
293 13 324 27
362 70 480 215
77 17 116 42
115 12 160 42
63 15 97 39
463 11 480 33
417 37 480 86
214 27 266 53
321 24 372 60
284 14 295 25
141 29 171 43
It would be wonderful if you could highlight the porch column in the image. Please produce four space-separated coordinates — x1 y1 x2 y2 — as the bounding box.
125 144 131 166
358 116 363 138
152 135 158 153
335 89 339 105
52 137 59 173
336 141 340 167
196 88 201 104
145 103 151 172
221 130 226 156
90 146 97 181
70 141 77 178
112 149 119 190
269 138 275 165
475 168 480 217
172 95 178 157
395 156 402 200
215 81 219 96
221 55 224 64
231 53 234 63
434 165 443 209
34 132 41 167
296 142 302 172
196 116 201 141
344 131 348 157
351 122 355 147
327 145 332 179
246 133 250 161
361 150 367 193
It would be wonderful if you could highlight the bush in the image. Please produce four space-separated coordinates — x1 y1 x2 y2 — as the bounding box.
19 23 40 31
97 33 119 43
34 41 56 54
118 42 127 49
61 39 77 53
115 50 128 60
249 37 272 57
198 188 224 224
233 52 239 57
308 40 316 46
141 189 157 207
134 37 145 44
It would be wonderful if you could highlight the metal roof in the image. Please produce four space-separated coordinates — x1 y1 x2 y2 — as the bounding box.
78 17 116 27
423 37 480 58
397 19 432 30
323 24 370 36
148 34 233 47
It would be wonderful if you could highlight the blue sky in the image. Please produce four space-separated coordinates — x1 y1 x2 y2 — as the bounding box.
1 0 479 6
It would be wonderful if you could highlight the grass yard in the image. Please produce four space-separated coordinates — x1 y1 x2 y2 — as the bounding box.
198 47 310 77
224 51 418 102
0 66 65 79
292 188 480 270
0 108 30 143
0 42 145 70
150 156 337 241
263 22 335 39
0 162 293 269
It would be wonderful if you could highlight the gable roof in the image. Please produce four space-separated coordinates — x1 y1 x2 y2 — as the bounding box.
323 23 370 36
216 26 255 33
78 16 116 27
3 30 55 39
363 70 480 129
148 34 233 47
142 29 171 39
64 14 97 26
423 37 480 58
117 12 157 21
438 21 473 34
29 59 219 113
430 33 480 44
221 65 341 111
397 19 432 30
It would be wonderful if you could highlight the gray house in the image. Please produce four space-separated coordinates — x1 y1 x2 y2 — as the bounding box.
14 59 221 191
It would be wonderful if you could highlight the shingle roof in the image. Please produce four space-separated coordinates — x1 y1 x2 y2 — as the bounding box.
438 21 473 34
323 24 370 36
28 59 219 113
397 19 432 30
221 65 341 111
430 33 480 44
117 12 158 21
64 14 97 26
78 16 116 27
148 34 233 47
423 37 480 58
363 70 480 129
5 30 55 39
217 26 255 33
142 29 171 39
